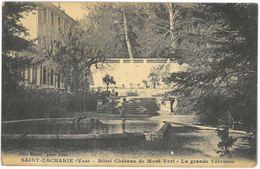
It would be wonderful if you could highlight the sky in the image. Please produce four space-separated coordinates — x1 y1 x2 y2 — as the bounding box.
53 2 88 20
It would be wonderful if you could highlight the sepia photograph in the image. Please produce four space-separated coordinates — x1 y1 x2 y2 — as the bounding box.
1 1 257 167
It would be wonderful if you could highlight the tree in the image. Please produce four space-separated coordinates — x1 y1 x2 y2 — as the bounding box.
82 3 148 58
165 4 257 130
83 3 198 59
137 3 202 59
2 2 36 52
148 67 161 89
2 2 40 121
148 64 170 88
81 3 256 130
2 2 36 91
38 26 105 93
103 74 116 92
2 2 36 111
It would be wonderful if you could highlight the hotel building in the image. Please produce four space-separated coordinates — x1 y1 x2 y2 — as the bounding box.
21 2 77 91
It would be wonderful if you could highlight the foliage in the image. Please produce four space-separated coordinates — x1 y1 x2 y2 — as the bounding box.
82 3 149 58
103 74 116 91
2 2 36 52
148 68 161 89
164 4 257 130
39 26 105 93
136 3 203 59
2 54 30 92
2 2 36 119
215 127 237 157
2 88 98 121
2 2 36 91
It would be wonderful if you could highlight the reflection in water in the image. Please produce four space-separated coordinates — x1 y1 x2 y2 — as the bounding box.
2 119 109 135
3 119 161 135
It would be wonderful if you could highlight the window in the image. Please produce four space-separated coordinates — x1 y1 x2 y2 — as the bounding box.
43 67 46 84
22 69 25 79
50 69 54 85
63 21 68 31
42 8 47 23
57 74 60 89
51 12 54 26
58 17 61 29
40 66 42 84
32 66 37 84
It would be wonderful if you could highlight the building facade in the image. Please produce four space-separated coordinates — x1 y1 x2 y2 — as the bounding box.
21 2 76 91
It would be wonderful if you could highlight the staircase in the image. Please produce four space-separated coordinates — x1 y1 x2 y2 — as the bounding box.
97 98 121 114
125 98 160 115
97 97 160 116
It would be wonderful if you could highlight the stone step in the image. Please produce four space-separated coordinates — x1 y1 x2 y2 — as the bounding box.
97 97 160 114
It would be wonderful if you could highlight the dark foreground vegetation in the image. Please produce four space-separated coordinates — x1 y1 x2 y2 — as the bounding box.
2 88 98 121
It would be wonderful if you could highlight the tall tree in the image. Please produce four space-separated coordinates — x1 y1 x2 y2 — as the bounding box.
2 2 36 117
165 4 257 130
2 2 36 98
2 2 36 52
82 3 147 58
138 3 201 59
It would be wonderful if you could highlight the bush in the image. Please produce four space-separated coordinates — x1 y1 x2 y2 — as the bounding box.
2 88 98 121
195 94 233 127
66 92 98 112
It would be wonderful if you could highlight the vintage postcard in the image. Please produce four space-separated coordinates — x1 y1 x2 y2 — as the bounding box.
1 1 257 167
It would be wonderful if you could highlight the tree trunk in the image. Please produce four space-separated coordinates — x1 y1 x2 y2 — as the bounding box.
168 3 176 48
72 71 80 93
123 12 134 59
106 84 109 92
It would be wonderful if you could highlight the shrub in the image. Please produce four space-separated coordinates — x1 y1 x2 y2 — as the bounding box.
2 88 98 121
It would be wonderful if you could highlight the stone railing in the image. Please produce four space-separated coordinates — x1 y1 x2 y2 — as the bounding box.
104 58 172 64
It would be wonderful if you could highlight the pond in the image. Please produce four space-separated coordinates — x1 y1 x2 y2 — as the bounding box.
2 118 161 135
